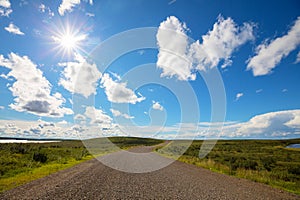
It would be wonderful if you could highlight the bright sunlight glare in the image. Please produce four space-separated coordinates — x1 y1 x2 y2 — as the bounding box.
51 24 87 57
52 33 86 50
60 34 77 49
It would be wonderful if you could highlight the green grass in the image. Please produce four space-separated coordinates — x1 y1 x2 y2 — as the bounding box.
0 155 94 193
156 139 300 195
0 137 163 193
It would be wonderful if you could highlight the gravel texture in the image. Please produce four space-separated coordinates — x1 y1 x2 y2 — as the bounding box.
1 146 299 200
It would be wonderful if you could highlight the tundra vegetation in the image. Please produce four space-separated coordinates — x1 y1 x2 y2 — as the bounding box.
0 137 163 193
157 139 300 195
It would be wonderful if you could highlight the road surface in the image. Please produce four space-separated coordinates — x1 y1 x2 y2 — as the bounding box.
1 146 299 200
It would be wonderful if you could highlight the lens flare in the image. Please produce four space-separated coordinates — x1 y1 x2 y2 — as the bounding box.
50 21 88 57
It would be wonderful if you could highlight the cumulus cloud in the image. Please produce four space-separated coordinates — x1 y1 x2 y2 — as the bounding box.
0 0 10 7
247 17 300 76
0 119 124 139
58 0 93 16
156 15 254 81
0 53 73 117
58 0 80 15
295 52 300 63
237 110 300 137
57 120 68 125
110 108 134 119
16 110 298 140
0 110 299 139
0 0 12 16
123 109 300 139
152 101 163 111
4 23 24 35
74 114 86 121
58 53 102 98
235 92 243 101
39 4 46 12
156 16 195 81
84 106 112 125
159 110 300 139
190 16 254 71
39 4 54 17
0 119 96 139
100 73 145 104
0 73 8 79
109 71 121 81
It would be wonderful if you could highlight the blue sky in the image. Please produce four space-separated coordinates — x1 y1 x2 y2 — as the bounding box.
0 0 299 139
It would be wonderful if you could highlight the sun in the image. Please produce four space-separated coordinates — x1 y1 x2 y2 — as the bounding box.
51 22 87 57
60 34 77 49
52 32 86 52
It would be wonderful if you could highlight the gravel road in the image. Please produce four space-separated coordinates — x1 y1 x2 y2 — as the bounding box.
1 146 299 200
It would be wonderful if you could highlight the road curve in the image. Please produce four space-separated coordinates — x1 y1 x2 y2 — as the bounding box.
1 146 299 200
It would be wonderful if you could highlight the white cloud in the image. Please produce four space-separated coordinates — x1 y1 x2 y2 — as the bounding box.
39 4 54 17
0 0 10 7
152 101 163 111
247 17 300 76
235 92 243 101
84 106 112 125
156 15 254 81
100 73 145 104
256 89 263 93
0 0 12 16
0 53 73 117
4 23 24 35
57 120 68 125
0 110 299 139
156 16 195 81
155 110 300 139
110 108 134 119
0 119 124 139
284 111 300 129
0 119 81 139
58 0 80 16
20 109 298 140
0 73 8 79
295 52 300 63
58 0 93 16
39 4 46 12
282 88 288 93
237 110 300 137
109 71 121 81
0 106 4 109
189 15 254 71
74 114 86 121
58 53 102 98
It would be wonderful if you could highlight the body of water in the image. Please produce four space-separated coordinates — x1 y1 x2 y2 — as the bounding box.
286 144 300 148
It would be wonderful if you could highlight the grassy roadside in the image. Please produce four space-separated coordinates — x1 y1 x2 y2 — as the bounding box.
0 155 94 193
0 137 163 193
156 139 300 195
